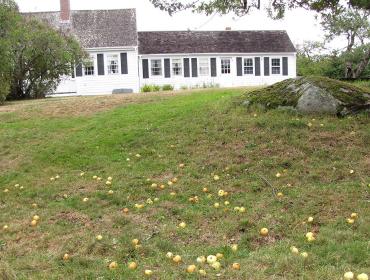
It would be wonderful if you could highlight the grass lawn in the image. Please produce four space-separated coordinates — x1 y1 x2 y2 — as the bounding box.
0 88 369 279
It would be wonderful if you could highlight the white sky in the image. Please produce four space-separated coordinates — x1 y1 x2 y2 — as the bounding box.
15 0 328 48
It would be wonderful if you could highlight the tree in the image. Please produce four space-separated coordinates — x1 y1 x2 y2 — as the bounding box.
0 0 85 104
0 0 19 103
8 18 85 100
321 7 370 78
148 0 368 18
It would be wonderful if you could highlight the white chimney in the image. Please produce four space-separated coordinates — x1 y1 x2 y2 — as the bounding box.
60 0 70 22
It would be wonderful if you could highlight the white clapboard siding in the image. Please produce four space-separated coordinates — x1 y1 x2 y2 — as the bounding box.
54 48 139 95
139 53 296 90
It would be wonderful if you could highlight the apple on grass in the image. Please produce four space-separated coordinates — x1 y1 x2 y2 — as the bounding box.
260 228 269 237
187 265 196 273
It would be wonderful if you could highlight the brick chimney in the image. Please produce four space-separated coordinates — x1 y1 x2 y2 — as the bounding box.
225 27 232 31
60 0 70 22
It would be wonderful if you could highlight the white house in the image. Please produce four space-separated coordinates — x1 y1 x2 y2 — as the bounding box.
28 0 297 96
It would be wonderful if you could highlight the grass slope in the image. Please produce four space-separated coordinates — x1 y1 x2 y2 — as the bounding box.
0 89 369 279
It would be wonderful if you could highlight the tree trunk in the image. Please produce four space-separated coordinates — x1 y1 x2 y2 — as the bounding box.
353 48 370 79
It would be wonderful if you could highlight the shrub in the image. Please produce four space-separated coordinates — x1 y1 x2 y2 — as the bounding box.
162 84 174 91
152 85 161 92
141 84 152 92
0 77 10 104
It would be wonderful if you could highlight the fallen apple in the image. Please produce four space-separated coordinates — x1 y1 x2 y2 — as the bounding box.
109 261 118 270
83 198 89 202
347 218 355 224
132 239 140 246
96 235 103 241
211 261 221 270
63 253 70 261
206 255 217 264
128 262 137 270
33 215 40 221
232 263 241 270
179 222 186 229
216 253 223 260
357 273 368 280
301 252 308 258
260 228 269 237
231 244 238 252
3 225 9 231
186 264 196 273
196 256 206 264
290 246 299 254
213 175 220 181
173 255 182 264
30 220 38 227
199 269 207 276
144 269 153 276
307 217 314 223
344 272 354 280
351 213 358 219
214 203 220 208
166 252 174 259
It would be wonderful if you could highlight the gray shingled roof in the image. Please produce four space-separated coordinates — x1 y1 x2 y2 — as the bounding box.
25 9 137 48
138 31 296 54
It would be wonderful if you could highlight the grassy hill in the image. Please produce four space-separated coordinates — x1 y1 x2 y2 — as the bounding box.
0 89 369 279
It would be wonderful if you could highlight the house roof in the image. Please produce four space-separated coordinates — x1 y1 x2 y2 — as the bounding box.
138 31 296 55
24 9 137 48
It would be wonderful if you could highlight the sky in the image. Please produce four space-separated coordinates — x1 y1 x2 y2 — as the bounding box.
15 0 329 48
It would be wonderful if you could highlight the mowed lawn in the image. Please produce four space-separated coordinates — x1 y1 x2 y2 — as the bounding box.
0 88 369 279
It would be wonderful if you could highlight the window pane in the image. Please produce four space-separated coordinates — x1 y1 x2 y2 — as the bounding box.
83 57 95 76
199 58 209 76
221 59 231 74
172 59 182 76
107 54 119 75
272 58 281 74
244 58 253 75
272 59 280 66
151 59 162 76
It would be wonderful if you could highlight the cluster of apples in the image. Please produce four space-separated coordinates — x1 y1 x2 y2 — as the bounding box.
347 212 358 224
290 246 309 258
30 215 40 227
3 183 25 194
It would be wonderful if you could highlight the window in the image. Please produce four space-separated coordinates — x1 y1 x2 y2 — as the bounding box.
199 58 209 76
83 56 95 76
221 58 231 74
244 58 254 75
107 54 119 75
172 59 182 76
271 58 281 74
151 59 162 76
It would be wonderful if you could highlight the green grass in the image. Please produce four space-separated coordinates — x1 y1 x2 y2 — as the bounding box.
0 88 369 279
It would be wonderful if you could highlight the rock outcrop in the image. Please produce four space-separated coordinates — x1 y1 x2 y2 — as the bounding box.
241 76 370 116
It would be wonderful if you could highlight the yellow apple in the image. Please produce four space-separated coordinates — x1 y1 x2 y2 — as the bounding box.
96 235 103 241
50 177 55 181
109 261 118 270
30 220 38 227
239 207 246 213
277 192 283 197
128 262 137 270
218 190 225 197
144 269 153 276
206 255 217 264
349 169 354 174
344 272 354 280
276 172 282 178
199 269 207 276
107 176 113 181
32 203 38 208
260 228 269 237
55 175 60 179
224 201 230 206
196 256 206 264
166 252 174 259
15 184 20 187
3 225 9 231
216 253 223 260
307 217 314 223
231 244 238 252
179 222 186 229
290 246 299 254
357 273 368 280
93 175 98 179
347 218 355 224
307 122 313 127
83 197 89 202
154 198 159 202
97 177 102 181
63 253 70 261
234 207 240 212
132 239 139 246
108 190 114 195
203 187 209 193
300 252 308 258
211 261 221 270
33 215 40 221
173 255 182 263
151 183 158 188
179 163 185 168
122 208 129 214
186 264 196 273
135 154 141 158
160 184 166 190
232 263 241 270
214 202 220 208
172 178 178 183
213 175 220 181
105 181 112 186
80 172 85 176
170 192 176 196
3 189 9 193
351 213 358 219
146 198 153 204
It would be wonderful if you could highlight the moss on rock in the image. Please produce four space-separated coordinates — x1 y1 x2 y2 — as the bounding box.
241 76 370 115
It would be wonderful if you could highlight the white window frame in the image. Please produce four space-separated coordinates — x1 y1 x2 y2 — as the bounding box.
171 58 183 76
83 55 96 77
106 53 120 75
150 59 163 77
271 57 281 75
198 57 210 76
221 58 231 74
243 58 254 75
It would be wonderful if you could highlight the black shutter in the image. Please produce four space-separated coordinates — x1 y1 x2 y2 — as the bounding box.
71 64 75 78
164 58 171 78
191 58 198 77
97 54 105 76
120 53 128 74
264 57 270 76
237 57 243 76
211 58 217 77
255 57 261 76
142 59 149 79
76 64 82 77
184 58 190 78
282 57 288 76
